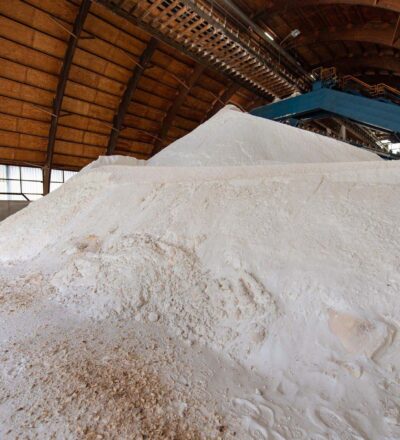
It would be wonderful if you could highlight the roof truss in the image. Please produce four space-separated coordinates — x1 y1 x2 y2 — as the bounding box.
107 37 158 155
255 0 400 21
152 64 205 155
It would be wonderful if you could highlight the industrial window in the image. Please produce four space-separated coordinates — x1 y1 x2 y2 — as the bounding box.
0 165 77 201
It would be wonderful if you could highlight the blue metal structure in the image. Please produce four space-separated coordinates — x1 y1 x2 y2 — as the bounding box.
251 81 400 136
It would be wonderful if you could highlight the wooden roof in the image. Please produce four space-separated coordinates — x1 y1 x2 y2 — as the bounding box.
1 0 398 181
236 0 400 86
0 0 265 177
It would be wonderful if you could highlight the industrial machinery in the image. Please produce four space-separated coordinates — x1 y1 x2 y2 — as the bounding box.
251 68 400 159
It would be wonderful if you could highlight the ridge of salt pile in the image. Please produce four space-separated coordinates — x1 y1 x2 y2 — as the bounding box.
148 105 379 166
0 106 399 439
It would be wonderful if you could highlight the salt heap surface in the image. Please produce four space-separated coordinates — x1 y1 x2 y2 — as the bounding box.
149 105 378 166
0 106 399 439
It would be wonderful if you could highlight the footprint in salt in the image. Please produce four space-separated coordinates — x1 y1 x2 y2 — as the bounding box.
258 403 275 428
232 398 277 439
232 398 260 417
345 410 372 439
243 416 269 440
270 430 288 440
316 407 365 440
275 425 307 439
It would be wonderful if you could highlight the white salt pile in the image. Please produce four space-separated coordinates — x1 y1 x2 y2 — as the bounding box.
149 105 378 166
0 106 399 439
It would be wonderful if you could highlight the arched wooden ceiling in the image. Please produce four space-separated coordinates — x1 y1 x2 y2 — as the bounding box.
244 0 400 80
0 0 273 182
255 0 400 16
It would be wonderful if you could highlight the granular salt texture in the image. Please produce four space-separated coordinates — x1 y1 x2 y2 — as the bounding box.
0 107 399 439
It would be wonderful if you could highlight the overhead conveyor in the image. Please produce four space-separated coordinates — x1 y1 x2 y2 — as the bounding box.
250 69 400 159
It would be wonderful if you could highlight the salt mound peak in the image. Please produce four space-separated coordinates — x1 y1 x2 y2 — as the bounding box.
0 100 399 438
83 155 146 172
149 105 379 166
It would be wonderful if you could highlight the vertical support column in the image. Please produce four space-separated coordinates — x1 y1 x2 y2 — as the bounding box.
43 0 91 195
42 166 51 196
340 125 347 141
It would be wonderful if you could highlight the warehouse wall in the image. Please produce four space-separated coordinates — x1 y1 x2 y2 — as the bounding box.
0 201 29 222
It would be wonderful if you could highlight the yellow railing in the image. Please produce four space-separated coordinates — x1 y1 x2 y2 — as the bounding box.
312 67 400 101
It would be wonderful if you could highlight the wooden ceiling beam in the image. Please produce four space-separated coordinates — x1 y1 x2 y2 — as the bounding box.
202 82 241 123
106 37 158 155
289 25 400 50
392 15 400 45
43 0 91 195
319 54 400 74
152 64 205 155
256 0 400 20
96 0 302 100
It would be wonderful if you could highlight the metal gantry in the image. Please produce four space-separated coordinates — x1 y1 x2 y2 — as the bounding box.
95 0 306 100
251 77 400 158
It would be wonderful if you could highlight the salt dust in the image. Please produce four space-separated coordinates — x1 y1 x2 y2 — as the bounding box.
0 106 399 439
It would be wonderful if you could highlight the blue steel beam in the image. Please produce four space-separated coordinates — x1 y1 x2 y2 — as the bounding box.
251 87 400 134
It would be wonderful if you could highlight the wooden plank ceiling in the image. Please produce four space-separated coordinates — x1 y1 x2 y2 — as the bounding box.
239 0 400 88
1 0 399 176
0 0 268 173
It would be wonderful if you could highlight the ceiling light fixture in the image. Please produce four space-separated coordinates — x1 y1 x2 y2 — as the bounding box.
290 29 301 38
281 28 301 46
264 31 274 41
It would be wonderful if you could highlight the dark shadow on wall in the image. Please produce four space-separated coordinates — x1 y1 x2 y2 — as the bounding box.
0 201 29 222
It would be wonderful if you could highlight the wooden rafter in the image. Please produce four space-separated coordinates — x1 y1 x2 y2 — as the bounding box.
96 0 303 100
0 0 276 171
43 0 91 194
320 55 400 74
288 26 400 51
392 15 400 45
106 37 158 156
255 0 400 20
152 64 205 155
202 82 241 123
